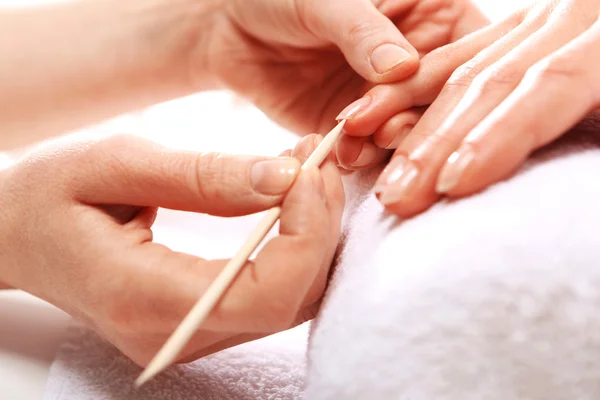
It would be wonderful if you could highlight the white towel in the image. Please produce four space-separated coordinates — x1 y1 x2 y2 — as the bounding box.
43 322 308 400
306 114 600 399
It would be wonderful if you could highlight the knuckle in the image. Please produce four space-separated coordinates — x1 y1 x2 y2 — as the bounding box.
259 297 297 332
100 298 140 343
472 66 523 93
507 7 528 26
409 132 458 164
345 20 379 45
191 152 226 203
86 133 147 164
446 62 485 90
87 133 150 173
526 59 578 84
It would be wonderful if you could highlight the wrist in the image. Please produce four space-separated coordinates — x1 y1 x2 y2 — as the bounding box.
132 0 224 92
0 0 223 149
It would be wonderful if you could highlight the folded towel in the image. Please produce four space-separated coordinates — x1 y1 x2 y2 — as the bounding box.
43 322 308 400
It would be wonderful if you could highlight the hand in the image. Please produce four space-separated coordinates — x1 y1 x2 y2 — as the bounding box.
0 134 344 366
201 0 488 137
339 0 600 217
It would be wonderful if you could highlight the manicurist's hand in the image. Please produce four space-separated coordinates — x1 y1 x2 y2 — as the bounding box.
205 0 488 138
0 134 344 366
0 0 485 152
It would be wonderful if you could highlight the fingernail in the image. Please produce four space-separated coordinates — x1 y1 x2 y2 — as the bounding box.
336 97 371 121
385 125 413 149
292 135 316 160
370 43 412 74
251 158 300 195
372 156 419 204
373 156 406 194
436 145 475 193
312 134 324 149
352 142 379 168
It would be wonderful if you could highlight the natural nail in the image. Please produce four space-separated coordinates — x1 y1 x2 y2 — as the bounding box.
436 145 476 193
351 142 379 168
370 43 411 74
336 97 371 121
250 158 300 195
373 155 406 194
385 125 413 149
372 155 419 204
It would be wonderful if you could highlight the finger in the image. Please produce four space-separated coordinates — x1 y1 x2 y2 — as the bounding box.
288 134 345 307
72 135 300 217
335 135 390 170
293 133 339 165
292 134 322 160
408 4 592 195
305 160 344 298
438 20 600 197
335 107 424 169
370 12 553 217
211 166 335 332
395 0 490 53
303 0 419 82
289 133 345 230
115 164 340 335
373 107 426 149
337 12 525 136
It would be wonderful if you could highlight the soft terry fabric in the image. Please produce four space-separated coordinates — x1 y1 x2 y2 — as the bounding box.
306 115 600 399
42 323 307 400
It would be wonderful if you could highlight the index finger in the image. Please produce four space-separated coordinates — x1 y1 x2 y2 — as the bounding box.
341 15 523 136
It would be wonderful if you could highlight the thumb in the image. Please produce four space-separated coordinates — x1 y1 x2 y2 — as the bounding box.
304 0 419 83
72 135 301 217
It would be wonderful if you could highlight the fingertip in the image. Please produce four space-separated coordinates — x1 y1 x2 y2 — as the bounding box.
369 46 420 83
439 145 527 199
336 97 372 122
335 135 364 169
336 136 390 170
373 108 425 149
374 181 440 219
292 134 323 162
381 196 438 219
435 146 476 195
342 85 415 137
249 157 301 196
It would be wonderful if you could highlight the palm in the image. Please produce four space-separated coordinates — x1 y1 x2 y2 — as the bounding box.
210 0 483 135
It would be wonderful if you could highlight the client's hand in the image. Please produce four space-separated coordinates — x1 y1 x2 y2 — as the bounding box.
0 134 344 366
203 0 487 136
338 0 600 217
